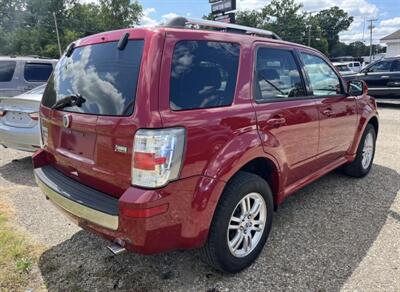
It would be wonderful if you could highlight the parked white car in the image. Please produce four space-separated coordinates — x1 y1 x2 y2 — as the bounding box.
333 62 355 76
346 61 362 72
0 84 45 151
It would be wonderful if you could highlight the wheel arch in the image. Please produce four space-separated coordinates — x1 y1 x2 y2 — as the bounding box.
368 115 379 136
349 113 379 157
233 157 281 206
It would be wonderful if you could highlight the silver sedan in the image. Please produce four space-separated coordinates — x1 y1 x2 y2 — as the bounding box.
0 84 45 152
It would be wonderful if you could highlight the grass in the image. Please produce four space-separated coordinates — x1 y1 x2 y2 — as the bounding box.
0 203 37 291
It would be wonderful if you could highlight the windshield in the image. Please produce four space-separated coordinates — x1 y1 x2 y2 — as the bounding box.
42 40 144 116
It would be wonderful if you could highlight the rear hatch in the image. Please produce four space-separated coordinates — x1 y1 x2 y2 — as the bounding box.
40 37 145 198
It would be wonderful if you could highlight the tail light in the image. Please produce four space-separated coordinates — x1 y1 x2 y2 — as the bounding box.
0 110 6 117
29 112 39 120
132 128 185 188
39 118 48 148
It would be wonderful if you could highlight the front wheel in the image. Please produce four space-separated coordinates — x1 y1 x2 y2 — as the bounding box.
200 172 273 273
344 124 376 177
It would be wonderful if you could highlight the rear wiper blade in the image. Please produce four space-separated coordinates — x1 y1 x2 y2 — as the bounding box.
52 94 86 110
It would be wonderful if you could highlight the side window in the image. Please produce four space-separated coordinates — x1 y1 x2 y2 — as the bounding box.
169 41 240 110
0 61 16 82
254 47 306 102
24 63 53 82
300 53 343 96
391 60 400 72
368 60 392 73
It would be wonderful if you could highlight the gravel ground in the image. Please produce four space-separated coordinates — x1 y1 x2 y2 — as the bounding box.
0 106 399 291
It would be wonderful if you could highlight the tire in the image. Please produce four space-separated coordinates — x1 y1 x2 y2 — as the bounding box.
200 171 274 273
343 124 376 178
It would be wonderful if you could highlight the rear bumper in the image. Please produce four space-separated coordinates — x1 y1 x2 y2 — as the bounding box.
33 150 226 254
0 122 40 152
34 166 119 230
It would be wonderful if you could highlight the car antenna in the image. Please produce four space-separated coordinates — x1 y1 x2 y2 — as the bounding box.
118 32 129 50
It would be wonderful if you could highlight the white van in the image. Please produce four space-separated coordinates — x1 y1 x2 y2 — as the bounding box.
0 56 57 97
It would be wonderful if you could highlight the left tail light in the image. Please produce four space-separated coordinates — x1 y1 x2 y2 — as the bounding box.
29 112 39 120
0 110 6 117
131 128 186 188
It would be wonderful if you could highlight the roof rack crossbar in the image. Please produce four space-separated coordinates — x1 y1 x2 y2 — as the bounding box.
164 16 281 40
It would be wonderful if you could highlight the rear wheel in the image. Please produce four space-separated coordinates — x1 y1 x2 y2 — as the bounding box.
200 172 273 273
344 124 376 177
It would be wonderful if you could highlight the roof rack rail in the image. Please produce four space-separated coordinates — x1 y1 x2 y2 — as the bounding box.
164 16 281 40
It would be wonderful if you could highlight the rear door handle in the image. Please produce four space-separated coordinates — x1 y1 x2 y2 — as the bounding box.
322 109 333 117
381 76 390 79
266 117 286 127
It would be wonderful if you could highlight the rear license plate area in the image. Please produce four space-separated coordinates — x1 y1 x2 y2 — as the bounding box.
59 129 96 159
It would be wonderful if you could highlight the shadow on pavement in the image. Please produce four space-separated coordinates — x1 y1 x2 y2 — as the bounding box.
0 155 36 187
38 164 399 291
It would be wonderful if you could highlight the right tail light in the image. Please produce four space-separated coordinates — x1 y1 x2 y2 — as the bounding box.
131 128 186 188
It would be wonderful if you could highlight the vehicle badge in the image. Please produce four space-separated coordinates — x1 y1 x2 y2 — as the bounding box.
114 145 128 154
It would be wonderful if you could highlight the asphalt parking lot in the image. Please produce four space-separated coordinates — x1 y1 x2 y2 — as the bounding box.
0 106 399 291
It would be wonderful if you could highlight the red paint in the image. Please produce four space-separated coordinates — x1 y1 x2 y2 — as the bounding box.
34 27 378 254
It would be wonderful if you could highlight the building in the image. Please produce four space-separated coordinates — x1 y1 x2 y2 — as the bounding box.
380 29 400 57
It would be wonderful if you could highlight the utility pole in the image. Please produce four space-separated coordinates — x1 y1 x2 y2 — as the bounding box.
307 11 318 47
53 12 62 58
368 18 377 63
307 12 312 46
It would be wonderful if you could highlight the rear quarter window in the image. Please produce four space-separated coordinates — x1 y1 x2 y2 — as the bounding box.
169 41 240 110
24 63 54 82
0 61 16 82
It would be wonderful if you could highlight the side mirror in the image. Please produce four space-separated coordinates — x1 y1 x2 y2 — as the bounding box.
348 80 368 96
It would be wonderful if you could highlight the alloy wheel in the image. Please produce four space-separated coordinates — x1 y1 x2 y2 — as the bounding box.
227 192 267 258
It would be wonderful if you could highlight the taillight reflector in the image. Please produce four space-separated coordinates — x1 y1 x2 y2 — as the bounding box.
121 204 168 218
133 152 167 171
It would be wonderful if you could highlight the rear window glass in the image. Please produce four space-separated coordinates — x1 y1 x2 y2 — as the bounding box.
0 61 16 82
42 40 144 116
170 41 240 110
24 63 53 82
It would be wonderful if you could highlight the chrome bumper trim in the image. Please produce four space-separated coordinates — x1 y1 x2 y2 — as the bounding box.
35 175 119 230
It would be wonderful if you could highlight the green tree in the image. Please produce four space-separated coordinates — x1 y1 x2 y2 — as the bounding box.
315 6 353 54
98 0 142 31
236 10 264 28
0 0 143 58
260 0 307 44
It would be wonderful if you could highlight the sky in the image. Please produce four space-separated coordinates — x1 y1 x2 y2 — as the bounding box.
85 0 400 44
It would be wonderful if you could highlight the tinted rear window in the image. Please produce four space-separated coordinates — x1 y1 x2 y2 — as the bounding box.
170 41 240 110
42 40 144 116
24 63 53 82
0 61 16 82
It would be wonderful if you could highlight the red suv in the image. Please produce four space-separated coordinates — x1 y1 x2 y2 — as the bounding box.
33 17 378 273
